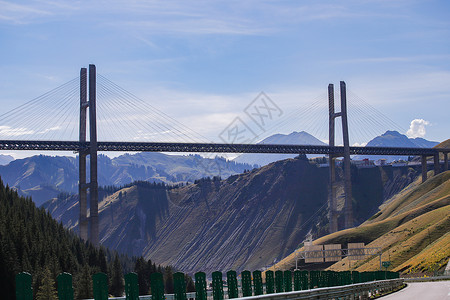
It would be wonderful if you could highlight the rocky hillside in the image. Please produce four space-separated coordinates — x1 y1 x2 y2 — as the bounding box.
45 157 422 274
268 170 450 275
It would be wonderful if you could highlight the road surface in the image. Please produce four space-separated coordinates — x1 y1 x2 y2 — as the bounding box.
383 281 450 299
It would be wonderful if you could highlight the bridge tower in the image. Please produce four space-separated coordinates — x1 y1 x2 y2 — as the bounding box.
328 81 353 233
79 64 99 246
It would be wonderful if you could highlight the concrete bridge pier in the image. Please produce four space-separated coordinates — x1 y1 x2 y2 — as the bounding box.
443 152 448 171
78 64 99 246
328 84 338 234
88 64 99 247
327 82 353 232
434 154 440 175
79 67 88 241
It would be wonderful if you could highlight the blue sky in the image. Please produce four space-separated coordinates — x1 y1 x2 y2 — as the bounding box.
0 0 449 158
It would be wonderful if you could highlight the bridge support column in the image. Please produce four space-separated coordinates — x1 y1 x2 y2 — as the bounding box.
434 153 440 175
328 84 338 233
89 64 99 247
340 81 353 229
79 68 88 241
444 152 448 171
421 155 428 183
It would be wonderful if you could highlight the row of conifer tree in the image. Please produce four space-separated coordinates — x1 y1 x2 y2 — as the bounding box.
0 178 186 299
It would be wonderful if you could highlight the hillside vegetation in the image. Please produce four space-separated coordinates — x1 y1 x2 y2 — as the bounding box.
0 177 146 299
267 170 450 275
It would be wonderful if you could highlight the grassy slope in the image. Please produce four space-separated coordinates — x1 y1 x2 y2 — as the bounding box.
266 170 450 274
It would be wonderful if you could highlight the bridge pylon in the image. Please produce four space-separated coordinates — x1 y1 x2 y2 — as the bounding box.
79 64 99 246
328 81 354 233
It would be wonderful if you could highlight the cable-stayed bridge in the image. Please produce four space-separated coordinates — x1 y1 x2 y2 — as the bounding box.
0 65 448 247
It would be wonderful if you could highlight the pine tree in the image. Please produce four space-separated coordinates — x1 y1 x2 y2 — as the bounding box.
110 254 124 296
164 266 174 294
186 274 196 292
36 267 58 300
135 257 150 295
75 264 93 300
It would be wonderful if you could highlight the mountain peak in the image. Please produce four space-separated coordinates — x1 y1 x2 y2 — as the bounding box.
234 131 326 166
381 130 404 137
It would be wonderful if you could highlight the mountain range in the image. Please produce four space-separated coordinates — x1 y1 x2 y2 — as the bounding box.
43 156 424 273
0 153 254 206
353 131 439 162
366 130 438 148
233 130 439 166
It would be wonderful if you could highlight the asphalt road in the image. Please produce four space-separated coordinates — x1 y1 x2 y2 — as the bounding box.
383 281 450 299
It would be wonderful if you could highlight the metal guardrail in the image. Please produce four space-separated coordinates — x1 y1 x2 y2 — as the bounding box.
90 279 403 300
403 275 450 282
221 279 403 300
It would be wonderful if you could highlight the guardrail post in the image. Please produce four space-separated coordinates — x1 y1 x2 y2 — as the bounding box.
352 271 360 284
309 271 318 289
275 270 284 293
151 272 165 300
195 272 207 300
92 272 108 300
174 272 187 300
265 270 275 294
124 272 139 300
252 271 263 296
226 270 238 299
293 270 301 291
57 272 73 300
212 271 224 300
242 270 252 297
301 271 309 290
16 272 33 300
283 270 292 292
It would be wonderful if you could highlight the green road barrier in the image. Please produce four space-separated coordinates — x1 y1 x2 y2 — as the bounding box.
16 272 33 300
195 272 207 300
212 271 224 300
93 272 108 300
57 272 73 300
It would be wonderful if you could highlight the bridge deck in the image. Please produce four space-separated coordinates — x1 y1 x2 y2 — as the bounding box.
0 140 446 156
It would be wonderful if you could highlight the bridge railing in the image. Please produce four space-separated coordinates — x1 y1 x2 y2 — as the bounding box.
16 269 401 300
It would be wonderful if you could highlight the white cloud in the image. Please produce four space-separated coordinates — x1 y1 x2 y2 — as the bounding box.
406 119 429 138
0 125 34 136
38 126 60 134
